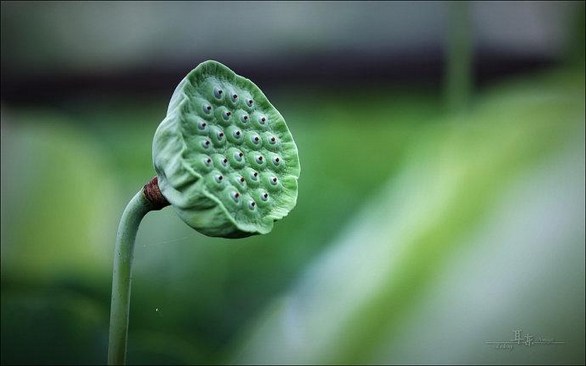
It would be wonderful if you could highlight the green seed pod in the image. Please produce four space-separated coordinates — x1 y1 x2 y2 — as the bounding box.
153 60 300 238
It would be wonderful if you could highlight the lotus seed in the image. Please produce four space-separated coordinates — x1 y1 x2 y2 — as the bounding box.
198 121 207 130
250 134 261 145
231 191 240 202
242 168 260 186
204 157 212 165
222 111 231 120
271 177 278 185
202 139 211 148
232 94 238 101
246 99 254 107
262 192 269 201
245 135 257 148
273 156 281 165
248 200 256 210
203 104 212 114
209 126 226 146
225 126 243 145
269 135 277 144
216 174 224 183
241 114 249 123
214 87 223 99
233 151 243 161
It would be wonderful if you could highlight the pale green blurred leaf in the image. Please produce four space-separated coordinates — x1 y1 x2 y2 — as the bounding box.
228 70 585 364
1 114 118 281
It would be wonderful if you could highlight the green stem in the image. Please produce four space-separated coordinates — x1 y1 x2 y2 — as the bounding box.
108 190 154 365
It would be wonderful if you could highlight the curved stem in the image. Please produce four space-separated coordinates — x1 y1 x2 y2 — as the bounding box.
108 190 153 365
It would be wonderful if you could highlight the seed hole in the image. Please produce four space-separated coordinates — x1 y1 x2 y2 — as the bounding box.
239 176 245 183
232 94 238 100
248 201 256 210
204 157 212 165
202 139 211 148
214 87 223 99
203 104 212 114
234 151 243 161
215 174 224 183
198 121 207 130
261 192 269 201
271 177 278 185
269 136 277 144
222 158 228 165
218 132 225 139
247 99 254 107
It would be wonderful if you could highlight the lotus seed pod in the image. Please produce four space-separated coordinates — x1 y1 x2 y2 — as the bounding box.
153 60 300 238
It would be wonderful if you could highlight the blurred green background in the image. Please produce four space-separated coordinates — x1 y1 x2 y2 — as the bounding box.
1 1 584 364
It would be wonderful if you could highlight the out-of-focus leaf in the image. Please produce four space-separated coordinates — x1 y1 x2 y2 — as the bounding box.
0 113 118 282
227 70 585 364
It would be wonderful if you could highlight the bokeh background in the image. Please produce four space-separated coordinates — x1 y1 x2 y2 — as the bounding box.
1 1 584 364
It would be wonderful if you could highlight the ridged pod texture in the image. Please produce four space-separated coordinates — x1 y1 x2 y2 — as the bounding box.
153 60 300 238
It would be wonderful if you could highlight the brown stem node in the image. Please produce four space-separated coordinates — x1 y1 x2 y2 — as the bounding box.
143 176 170 210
